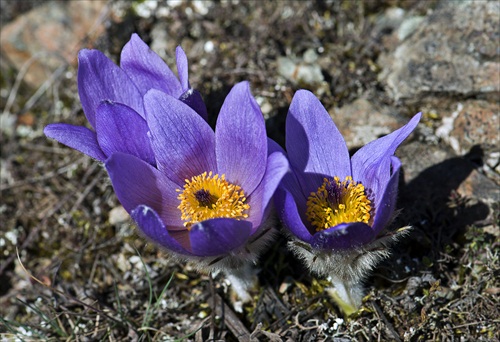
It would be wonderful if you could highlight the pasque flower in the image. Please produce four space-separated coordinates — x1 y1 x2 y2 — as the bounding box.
275 90 421 313
105 82 288 300
44 33 207 165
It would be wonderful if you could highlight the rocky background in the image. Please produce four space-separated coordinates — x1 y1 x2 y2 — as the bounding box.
1 0 498 341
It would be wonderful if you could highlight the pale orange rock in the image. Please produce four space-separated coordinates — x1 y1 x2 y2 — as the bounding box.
1 0 109 88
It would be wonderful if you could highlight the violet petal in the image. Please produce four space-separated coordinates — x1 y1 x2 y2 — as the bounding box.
189 218 252 256
95 101 155 165
44 123 106 161
258 152 289 216
215 82 267 194
311 222 375 250
267 137 285 155
246 151 289 230
175 46 190 91
120 33 183 97
144 89 217 186
371 156 402 236
351 113 421 199
267 138 308 206
179 88 208 122
78 49 143 128
275 188 313 243
131 205 192 255
105 152 184 228
286 90 351 180
291 170 326 204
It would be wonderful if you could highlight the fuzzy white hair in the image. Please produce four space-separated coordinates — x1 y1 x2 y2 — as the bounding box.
287 226 411 309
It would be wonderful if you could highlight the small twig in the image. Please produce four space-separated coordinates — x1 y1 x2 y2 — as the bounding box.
371 301 402 342
372 273 411 284
451 319 500 330
211 293 251 341
293 312 320 331
92 314 100 339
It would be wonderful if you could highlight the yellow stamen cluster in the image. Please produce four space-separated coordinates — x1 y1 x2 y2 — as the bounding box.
177 171 250 228
306 176 371 232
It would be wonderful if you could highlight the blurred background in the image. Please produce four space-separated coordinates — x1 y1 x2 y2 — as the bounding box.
1 1 498 340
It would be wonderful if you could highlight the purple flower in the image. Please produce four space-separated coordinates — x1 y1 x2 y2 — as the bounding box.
276 90 421 250
275 89 421 312
105 81 288 258
44 33 207 164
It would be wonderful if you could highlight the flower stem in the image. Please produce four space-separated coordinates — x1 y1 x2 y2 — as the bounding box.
326 276 363 316
223 262 258 304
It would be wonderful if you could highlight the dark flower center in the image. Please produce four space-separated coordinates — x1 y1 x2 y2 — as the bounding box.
306 176 372 231
176 171 250 228
194 189 218 207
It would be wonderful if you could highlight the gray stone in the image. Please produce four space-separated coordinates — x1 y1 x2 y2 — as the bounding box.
277 49 324 86
398 141 499 218
378 1 499 102
109 205 130 226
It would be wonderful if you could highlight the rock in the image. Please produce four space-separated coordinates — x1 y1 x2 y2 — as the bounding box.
397 141 498 228
376 1 499 187
398 141 499 203
277 49 324 86
449 101 499 156
109 205 130 226
397 141 454 184
373 6 425 47
457 167 500 205
0 0 108 88
332 98 408 148
378 1 499 102
435 100 499 184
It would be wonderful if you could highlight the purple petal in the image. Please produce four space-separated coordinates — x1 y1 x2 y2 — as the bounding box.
286 90 351 180
167 230 192 251
351 113 421 200
44 123 106 161
175 46 189 91
120 33 183 97
281 167 311 220
131 205 192 255
258 152 289 216
292 170 326 205
216 82 267 194
267 139 308 206
275 188 313 243
246 151 289 230
179 88 208 121
95 101 155 165
311 222 375 250
78 49 143 128
144 90 217 186
105 152 184 228
371 156 401 236
189 218 252 256
267 137 285 155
